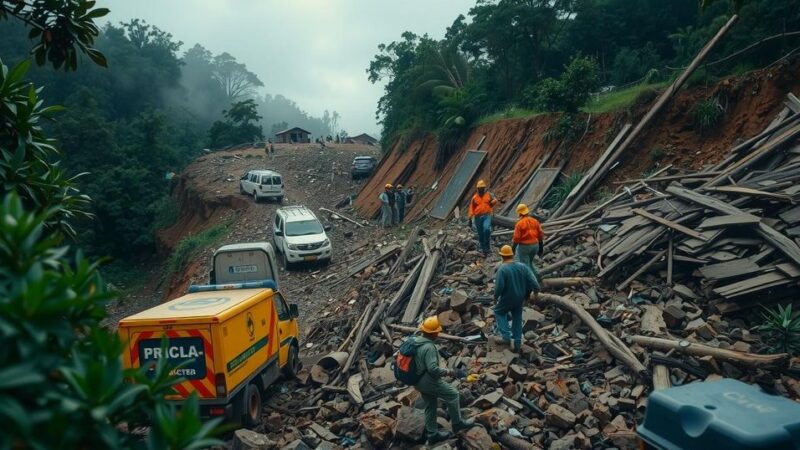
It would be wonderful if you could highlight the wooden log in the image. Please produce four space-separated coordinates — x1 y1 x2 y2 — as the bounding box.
539 293 648 378
632 208 708 241
652 365 672 390
388 226 422 275
540 247 597 276
336 299 377 380
387 323 475 343
347 374 363 405
337 310 368 353
631 335 789 369
541 277 596 289
401 247 443 324
496 433 538 450
387 257 425 317
319 207 364 227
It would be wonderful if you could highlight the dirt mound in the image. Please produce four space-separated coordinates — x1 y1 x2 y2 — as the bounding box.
355 59 800 219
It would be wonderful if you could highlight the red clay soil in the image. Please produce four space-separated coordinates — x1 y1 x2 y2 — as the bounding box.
354 58 800 221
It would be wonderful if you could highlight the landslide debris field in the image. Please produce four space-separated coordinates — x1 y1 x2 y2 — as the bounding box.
121 76 800 449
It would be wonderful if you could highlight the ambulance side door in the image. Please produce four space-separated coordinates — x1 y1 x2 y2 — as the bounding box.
272 292 296 365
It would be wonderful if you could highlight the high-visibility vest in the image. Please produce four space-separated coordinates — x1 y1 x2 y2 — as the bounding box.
468 192 496 217
513 216 544 245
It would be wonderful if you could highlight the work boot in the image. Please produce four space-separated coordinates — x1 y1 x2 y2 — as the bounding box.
512 342 522 353
452 418 475 433
489 336 510 346
426 430 454 444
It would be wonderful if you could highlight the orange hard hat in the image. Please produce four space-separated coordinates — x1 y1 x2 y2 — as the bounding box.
419 316 443 334
517 203 530 216
499 245 514 257
476 180 487 188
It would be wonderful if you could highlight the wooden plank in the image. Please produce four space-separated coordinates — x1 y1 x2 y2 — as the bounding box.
698 214 761 229
632 208 708 241
699 259 761 280
713 272 787 296
776 262 800 278
703 186 795 203
779 205 800 225
667 233 674 285
616 250 666 291
429 150 487 220
401 247 442 323
388 226 421 275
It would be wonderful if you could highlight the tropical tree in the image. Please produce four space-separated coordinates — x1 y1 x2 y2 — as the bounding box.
212 52 264 103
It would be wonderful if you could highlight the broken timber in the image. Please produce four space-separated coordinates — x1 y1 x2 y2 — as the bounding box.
631 335 789 369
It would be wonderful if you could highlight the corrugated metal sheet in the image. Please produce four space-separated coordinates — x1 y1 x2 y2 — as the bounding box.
429 150 487 220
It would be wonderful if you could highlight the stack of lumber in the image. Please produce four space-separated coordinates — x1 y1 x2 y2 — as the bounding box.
547 94 800 314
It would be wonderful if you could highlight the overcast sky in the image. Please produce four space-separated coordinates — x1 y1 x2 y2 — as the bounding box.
98 0 475 137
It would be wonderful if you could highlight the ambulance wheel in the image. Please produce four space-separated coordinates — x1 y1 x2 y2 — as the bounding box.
241 383 262 428
283 344 299 378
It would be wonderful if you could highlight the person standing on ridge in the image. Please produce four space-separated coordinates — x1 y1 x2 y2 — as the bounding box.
379 184 393 228
467 179 497 256
512 203 545 282
493 245 540 352
404 316 474 444
389 184 399 226
395 183 407 223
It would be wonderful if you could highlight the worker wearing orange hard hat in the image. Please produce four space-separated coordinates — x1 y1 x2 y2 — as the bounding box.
493 245 540 352
467 179 498 255
379 184 393 228
513 203 545 282
396 316 473 444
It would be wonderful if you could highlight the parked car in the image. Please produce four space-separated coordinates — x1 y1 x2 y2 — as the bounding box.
272 206 332 267
118 243 300 428
351 156 378 179
240 169 284 203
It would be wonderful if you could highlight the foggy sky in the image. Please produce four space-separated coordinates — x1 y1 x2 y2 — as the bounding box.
98 0 475 137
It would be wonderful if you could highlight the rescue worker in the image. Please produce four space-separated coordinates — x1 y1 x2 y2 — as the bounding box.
395 183 407 223
379 184 393 228
512 203 545 282
389 185 399 225
413 316 474 443
467 180 497 255
493 245 540 352
405 185 415 205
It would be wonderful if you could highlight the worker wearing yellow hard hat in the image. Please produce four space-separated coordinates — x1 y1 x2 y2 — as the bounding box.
492 244 540 352
379 184 394 228
513 203 545 282
402 316 473 444
467 179 498 255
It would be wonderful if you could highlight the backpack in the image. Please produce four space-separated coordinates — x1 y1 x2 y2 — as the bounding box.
393 338 425 385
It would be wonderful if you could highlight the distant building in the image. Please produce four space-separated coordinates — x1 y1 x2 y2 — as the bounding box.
275 127 312 144
345 133 379 146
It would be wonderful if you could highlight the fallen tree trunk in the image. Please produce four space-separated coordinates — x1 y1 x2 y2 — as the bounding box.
388 324 475 343
631 335 789 369
539 293 648 378
541 277 596 289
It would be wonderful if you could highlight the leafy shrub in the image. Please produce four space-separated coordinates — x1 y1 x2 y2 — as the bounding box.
611 44 663 85
759 304 800 354
166 220 233 277
693 97 725 131
525 57 600 113
543 171 583 209
543 114 581 145
153 195 180 230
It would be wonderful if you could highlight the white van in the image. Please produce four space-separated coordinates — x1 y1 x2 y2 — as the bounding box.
272 206 332 267
240 170 284 203
208 242 280 287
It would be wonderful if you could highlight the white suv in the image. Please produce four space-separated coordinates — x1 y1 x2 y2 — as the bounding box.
240 169 284 203
272 206 332 267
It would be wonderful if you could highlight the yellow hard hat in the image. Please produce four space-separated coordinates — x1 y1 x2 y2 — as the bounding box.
476 180 487 189
385 183 393 189
517 203 530 216
397 184 404 189
499 245 514 257
419 316 443 334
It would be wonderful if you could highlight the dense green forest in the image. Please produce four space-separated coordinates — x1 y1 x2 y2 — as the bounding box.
369 0 800 165
0 19 338 258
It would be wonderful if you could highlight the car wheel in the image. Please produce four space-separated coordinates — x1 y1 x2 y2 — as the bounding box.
241 382 262 428
320 258 331 267
282 344 300 378
282 250 291 270
253 190 259 202
277 195 284 204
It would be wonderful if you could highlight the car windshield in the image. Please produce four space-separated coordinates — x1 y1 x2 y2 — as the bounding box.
286 219 324 236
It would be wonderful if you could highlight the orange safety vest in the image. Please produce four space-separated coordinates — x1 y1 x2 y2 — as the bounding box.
468 192 496 217
513 216 544 245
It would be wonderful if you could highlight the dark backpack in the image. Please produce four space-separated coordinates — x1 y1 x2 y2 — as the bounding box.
393 338 425 385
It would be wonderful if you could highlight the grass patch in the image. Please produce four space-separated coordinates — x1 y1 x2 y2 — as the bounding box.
583 82 668 113
693 97 725 132
153 195 180 230
543 171 583 209
477 106 543 125
165 218 236 279
759 304 800 355
101 261 149 295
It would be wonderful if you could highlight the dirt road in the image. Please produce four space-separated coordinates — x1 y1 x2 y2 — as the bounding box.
107 143 384 333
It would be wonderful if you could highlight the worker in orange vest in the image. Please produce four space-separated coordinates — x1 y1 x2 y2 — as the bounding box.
467 180 497 255
512 203 545 282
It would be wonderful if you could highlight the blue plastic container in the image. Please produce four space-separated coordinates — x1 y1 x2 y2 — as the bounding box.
638 378 800 450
